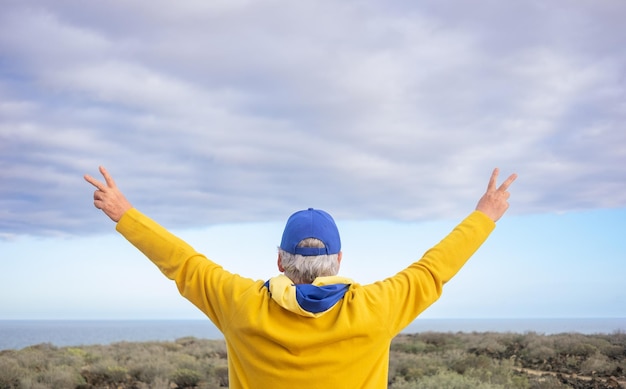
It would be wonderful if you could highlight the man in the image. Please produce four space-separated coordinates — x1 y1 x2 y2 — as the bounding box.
85 166 516 388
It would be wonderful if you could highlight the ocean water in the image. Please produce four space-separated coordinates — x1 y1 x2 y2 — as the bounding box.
1 318 625 351
0 320 223 351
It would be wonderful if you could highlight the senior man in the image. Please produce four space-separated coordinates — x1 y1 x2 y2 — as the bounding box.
85 166 516 389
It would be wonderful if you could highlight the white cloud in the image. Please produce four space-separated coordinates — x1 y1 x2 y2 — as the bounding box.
1 0 625 236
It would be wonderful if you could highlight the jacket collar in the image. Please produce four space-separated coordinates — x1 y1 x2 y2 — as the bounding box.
264 275 353 317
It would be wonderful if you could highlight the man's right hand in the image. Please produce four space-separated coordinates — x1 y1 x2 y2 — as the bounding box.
475 168 517 222
84 166 133 222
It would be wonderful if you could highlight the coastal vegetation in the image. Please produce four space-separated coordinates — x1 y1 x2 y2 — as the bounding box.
0 331 624 388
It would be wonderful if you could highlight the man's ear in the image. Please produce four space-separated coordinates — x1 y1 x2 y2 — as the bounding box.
277 253 285 272
337 251 342 267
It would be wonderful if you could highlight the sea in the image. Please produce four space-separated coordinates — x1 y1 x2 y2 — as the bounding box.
1 318 625 351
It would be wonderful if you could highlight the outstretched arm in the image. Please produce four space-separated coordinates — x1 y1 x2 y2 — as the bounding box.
370 168 517 333
84 166 133 222
475 168 517 222
84 166 256 330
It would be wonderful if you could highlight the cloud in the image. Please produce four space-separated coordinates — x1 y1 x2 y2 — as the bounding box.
1 0 625 237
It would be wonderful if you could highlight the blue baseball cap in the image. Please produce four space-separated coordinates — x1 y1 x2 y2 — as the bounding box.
280 208 341 256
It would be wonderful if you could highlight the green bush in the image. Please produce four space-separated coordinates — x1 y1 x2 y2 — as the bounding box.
128 361 160 384
391 340 429 354
81 362 130 387
465 332 507 357
1 333 623 388
392 369 504 389
449 353 492 374
171 368 202 388
389 351 443 382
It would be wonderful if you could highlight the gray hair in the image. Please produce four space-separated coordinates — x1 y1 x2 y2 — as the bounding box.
278 238 340 284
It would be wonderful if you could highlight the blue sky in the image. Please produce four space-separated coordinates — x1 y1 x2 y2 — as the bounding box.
1 1 625 320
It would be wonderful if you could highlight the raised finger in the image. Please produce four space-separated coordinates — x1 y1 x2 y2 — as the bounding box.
99 166 117 188
498 173 518 192
84 174 106 191
487 168 499 191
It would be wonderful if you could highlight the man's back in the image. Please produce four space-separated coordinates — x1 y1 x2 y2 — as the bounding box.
117 208 495 388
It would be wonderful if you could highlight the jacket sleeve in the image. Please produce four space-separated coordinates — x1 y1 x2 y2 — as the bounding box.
363 210 496 335
115 208 258 330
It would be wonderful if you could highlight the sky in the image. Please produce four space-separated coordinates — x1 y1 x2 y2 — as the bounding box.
1 1 625 321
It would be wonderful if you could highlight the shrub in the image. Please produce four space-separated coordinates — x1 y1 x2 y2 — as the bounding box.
391 369 504 389
213 365 229 387
171 368 202 388
418 332 457 352
388 351 442 383
125 344 175 384
175 337 228 360
579 351 617 376
500 333 528 356
16 347 49 371
465 360 529 389
81 363 130 387
553 334 596 358
35 365 86 389
129 362 160 384
0 356 23 389
526 345 556 363
449 353 492 374
171 352 203 372
466 333 507 357
391 340 428 354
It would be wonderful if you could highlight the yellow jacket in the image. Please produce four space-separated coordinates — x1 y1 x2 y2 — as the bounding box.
116 209 495 388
